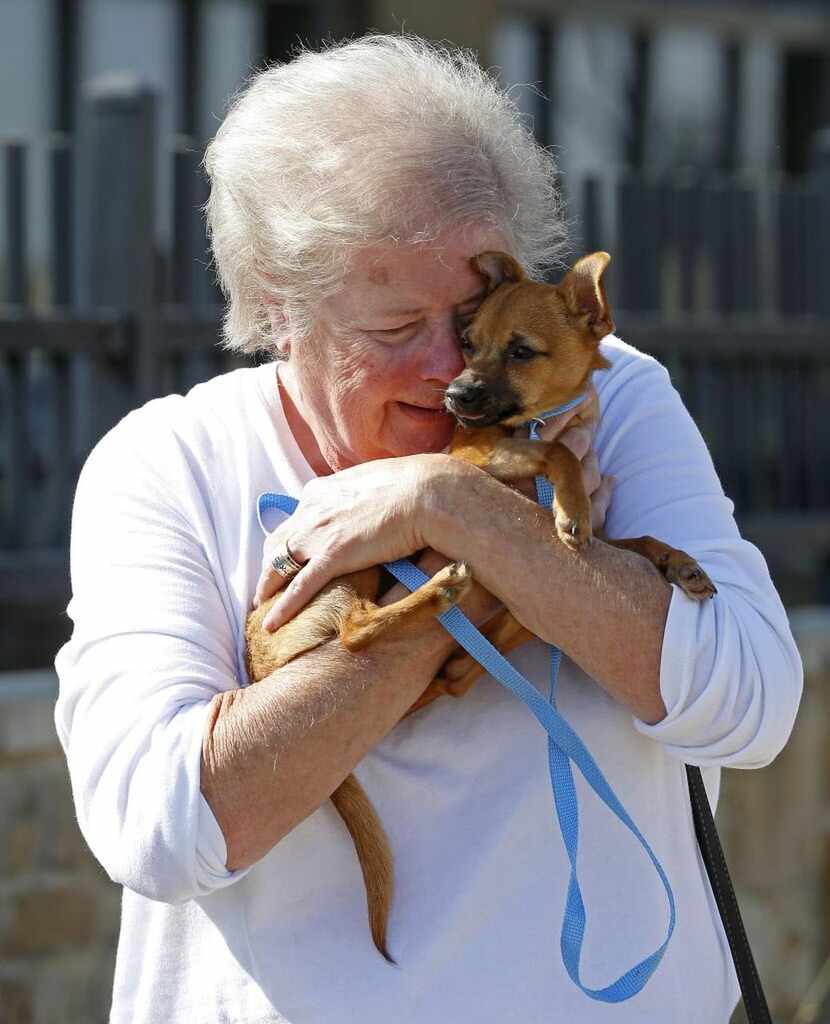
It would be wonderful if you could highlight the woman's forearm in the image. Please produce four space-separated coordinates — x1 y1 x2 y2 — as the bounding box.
201 609 458 871
424 458 672 724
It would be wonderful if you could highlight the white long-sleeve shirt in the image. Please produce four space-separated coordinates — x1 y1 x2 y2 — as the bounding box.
54 335 802 1023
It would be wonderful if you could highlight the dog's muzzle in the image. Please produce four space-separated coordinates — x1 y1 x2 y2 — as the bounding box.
445 379 489 416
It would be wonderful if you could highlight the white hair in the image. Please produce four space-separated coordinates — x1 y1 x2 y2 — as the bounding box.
203 34 568 356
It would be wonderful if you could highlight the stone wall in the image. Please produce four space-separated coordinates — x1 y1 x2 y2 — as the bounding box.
1 611 827 1022
0 673 120 1024
722 606 830 1023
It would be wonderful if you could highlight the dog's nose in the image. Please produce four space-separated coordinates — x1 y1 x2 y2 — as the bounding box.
446 380 487 411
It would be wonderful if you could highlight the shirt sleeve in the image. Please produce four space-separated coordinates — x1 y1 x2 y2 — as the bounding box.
54 408 252 903
596 343 803 768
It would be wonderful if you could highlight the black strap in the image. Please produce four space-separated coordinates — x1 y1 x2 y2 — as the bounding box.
686 764 773 1023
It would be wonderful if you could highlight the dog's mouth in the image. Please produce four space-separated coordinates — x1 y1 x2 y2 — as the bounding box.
444 396 522 429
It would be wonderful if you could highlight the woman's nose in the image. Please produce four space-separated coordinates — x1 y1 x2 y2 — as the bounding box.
419 320 465 384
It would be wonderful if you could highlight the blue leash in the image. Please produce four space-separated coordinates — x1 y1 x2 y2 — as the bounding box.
256 392 676 1002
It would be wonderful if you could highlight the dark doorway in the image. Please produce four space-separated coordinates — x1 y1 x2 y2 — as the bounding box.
782 48 830 174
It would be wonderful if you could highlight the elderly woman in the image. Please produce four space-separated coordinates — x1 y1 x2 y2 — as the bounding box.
55 34 801 1024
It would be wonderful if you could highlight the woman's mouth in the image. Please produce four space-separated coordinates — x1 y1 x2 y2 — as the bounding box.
394 402 451 424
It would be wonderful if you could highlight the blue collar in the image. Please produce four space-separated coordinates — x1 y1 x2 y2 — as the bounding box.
526 389 588 437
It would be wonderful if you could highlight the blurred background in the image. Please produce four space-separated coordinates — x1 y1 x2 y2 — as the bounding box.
0 1 829 1021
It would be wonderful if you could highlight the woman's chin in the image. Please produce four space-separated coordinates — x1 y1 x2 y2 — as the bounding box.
385 403 455 454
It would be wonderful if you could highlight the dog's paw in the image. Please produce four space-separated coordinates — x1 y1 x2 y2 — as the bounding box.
554 509 593 551
433 561 473 610
665 554 717 601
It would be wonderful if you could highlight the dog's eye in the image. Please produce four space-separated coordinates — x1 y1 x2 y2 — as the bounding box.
459 331 474 353
510 345 536 361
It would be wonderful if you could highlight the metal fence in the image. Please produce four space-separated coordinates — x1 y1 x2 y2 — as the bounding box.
1 80 829 666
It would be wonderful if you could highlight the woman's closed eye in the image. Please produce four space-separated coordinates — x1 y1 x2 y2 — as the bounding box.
371 321 420 341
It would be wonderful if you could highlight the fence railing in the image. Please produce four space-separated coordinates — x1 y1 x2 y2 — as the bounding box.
0 311 248 556
578 165 830 318
1 79 829 651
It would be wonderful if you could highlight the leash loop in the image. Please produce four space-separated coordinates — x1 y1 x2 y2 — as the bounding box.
255 386 676 1001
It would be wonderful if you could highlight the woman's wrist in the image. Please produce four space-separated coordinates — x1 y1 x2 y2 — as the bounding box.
410 452 488 558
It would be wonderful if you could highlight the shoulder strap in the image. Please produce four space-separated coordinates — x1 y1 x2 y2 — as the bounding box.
686 764 773 1023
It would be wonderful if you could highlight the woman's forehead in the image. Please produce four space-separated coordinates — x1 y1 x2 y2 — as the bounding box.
333 228 508 318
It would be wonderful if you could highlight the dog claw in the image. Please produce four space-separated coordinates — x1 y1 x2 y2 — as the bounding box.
555 514 592 551
666 558 717 602
434 561 473 608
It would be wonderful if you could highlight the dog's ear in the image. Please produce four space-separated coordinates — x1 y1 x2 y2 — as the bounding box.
472 251 527 295
559 251 615 340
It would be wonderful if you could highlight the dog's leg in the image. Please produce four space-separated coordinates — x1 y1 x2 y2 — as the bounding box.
477 438 592 550
607 537 717 601
339 561 473 651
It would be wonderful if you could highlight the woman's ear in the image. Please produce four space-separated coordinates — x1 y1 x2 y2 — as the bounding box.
265 303 291 359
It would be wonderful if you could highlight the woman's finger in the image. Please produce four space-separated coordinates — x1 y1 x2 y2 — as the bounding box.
582 449 601 497
253 530 307 608
591 475 616 532
558 423 593 461
261 558 335 632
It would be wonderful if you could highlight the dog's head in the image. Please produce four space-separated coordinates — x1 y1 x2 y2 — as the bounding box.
444 251 614 428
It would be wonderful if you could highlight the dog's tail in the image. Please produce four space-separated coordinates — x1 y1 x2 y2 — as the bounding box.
330 772 395 964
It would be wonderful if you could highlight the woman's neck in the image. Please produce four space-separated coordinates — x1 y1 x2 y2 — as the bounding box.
277 364 335 477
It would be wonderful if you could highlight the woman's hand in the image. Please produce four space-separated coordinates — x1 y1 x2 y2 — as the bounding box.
255 456 438 631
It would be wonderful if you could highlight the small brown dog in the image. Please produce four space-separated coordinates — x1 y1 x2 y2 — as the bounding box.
245 250 716 961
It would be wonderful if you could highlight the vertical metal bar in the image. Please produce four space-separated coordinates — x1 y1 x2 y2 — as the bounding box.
710 178 733 316
534 18 555 152
814 359 830 508
732 183 759 314
617 178 637 310
5 143 27 306
5 351 28 547
51 134 73 307
582 176 616 306
53 0 79 133
618 176 659 312
642 178 661 312
808 129 830 318
803 188 820 316
627 30 650 172
674 172 700 315
779 359 799 509
171 138 192 305
581 176 602 254
778 186 799 317
719 41 741 174
51 352 73 546
178 0 200 137
758 355 781 511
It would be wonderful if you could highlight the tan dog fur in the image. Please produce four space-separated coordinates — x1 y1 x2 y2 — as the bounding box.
244 251 716 962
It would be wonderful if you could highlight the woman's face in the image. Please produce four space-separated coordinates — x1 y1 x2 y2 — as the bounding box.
281 225 508 473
